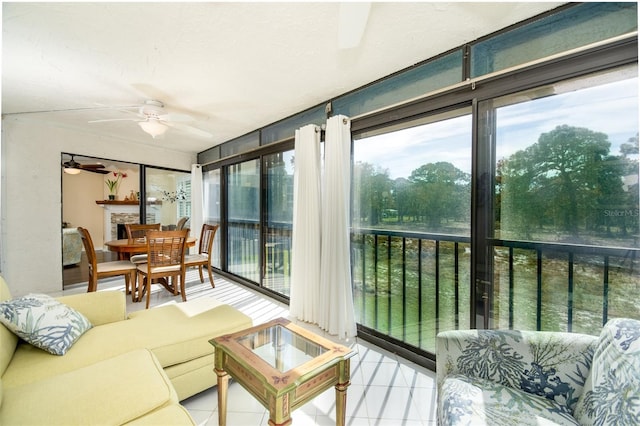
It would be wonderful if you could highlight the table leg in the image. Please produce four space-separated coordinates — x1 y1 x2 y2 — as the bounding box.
268 393 292 426
335 381 350 426
216 369 229 426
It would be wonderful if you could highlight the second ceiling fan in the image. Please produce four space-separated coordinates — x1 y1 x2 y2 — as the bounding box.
62 155 109 174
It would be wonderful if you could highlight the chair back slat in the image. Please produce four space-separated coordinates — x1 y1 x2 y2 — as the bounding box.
199 224 219 256
125 223 161 242
146 230 188 268
137 229 189 308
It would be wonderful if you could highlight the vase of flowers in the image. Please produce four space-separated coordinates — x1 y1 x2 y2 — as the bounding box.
105 171 127 200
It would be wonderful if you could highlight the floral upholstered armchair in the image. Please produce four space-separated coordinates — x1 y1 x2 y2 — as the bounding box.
436 318 640 425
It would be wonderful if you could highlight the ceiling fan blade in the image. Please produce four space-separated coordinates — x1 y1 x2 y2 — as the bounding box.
165 122 213 139
88 118 141 123
158 112 195 122
338 2 371 49
78 164 105 169
82 168 110 174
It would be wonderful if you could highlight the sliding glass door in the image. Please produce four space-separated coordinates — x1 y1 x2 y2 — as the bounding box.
351 108 472 353
263 150 294 296
203 168 222 269
226 159 260 282
202 146 294 298
478 66 639 333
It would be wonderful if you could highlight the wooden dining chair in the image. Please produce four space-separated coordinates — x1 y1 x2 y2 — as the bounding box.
176 216 189 231
125 223 162 265
136 229 188 309
184 224 219 288
77 227 138 301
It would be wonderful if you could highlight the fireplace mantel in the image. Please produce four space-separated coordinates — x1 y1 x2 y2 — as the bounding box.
96 200 139 206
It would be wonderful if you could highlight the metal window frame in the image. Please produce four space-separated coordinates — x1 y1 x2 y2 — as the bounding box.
351 33 638 365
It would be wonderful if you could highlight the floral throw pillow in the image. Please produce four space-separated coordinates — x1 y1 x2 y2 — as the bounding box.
573 318 640 425
0 293 92 355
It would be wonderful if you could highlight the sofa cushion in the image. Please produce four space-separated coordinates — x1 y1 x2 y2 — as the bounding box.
439 374 580 426
125 298 251 366
0 349 186 425
0 277 19 377
1 299 251 389
574 318 640 425
0 293 92 355
0 324 18 379
56 290 127 326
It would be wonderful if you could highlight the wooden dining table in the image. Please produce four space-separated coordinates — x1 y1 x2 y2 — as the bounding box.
104 237 197 301
104 237 197 260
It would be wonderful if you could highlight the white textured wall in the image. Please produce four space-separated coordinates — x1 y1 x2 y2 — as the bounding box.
1 116 196 296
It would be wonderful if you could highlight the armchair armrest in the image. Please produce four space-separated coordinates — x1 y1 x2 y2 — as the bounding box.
437 329 597 412
56 291 126 326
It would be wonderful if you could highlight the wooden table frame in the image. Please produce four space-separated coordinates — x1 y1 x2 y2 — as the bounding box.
104 237 196 260
210 318 354 426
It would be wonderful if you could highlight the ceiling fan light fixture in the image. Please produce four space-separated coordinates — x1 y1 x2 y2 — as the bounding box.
63 167 81 175
138 120 168 138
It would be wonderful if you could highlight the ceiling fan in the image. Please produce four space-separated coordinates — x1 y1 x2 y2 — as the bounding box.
89 99 213 139
62 155 109 175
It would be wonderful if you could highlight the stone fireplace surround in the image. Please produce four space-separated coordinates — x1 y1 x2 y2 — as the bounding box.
103 204 139 249
112 212 139 238
99 202 160 249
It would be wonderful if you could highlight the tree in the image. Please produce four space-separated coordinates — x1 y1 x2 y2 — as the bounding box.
620 133 639 158
393 177 414 224
497 124 636 240
353 162 393 227
616 133 640 236
534 125 611 234
496 154 545 239
408 162 470 229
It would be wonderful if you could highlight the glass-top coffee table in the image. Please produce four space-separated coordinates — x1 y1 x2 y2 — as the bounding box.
210 317 355 426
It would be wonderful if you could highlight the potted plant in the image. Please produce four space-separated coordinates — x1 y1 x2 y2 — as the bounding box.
105 171 127 200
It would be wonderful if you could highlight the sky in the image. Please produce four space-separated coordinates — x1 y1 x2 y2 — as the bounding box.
354 75 639 180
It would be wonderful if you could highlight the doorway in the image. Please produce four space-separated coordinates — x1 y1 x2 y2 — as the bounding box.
61 153 139 286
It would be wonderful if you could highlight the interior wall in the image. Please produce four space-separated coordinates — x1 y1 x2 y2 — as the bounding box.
62 170 104 247
1 116 196 297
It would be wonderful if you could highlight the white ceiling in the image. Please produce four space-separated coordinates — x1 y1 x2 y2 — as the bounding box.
2 2 564 155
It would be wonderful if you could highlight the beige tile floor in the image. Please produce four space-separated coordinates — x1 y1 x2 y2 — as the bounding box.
63 270 438 426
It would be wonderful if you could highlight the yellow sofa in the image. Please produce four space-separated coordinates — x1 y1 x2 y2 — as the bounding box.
0 276 253 424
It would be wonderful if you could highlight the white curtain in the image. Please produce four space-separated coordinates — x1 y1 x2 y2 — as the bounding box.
190 164 204 254
289 124 322 323
319 115 357 338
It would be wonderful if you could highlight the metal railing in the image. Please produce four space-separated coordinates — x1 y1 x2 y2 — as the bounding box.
222 221 640 358
351 227 640 356
492 239 640 335
226 220 292 295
